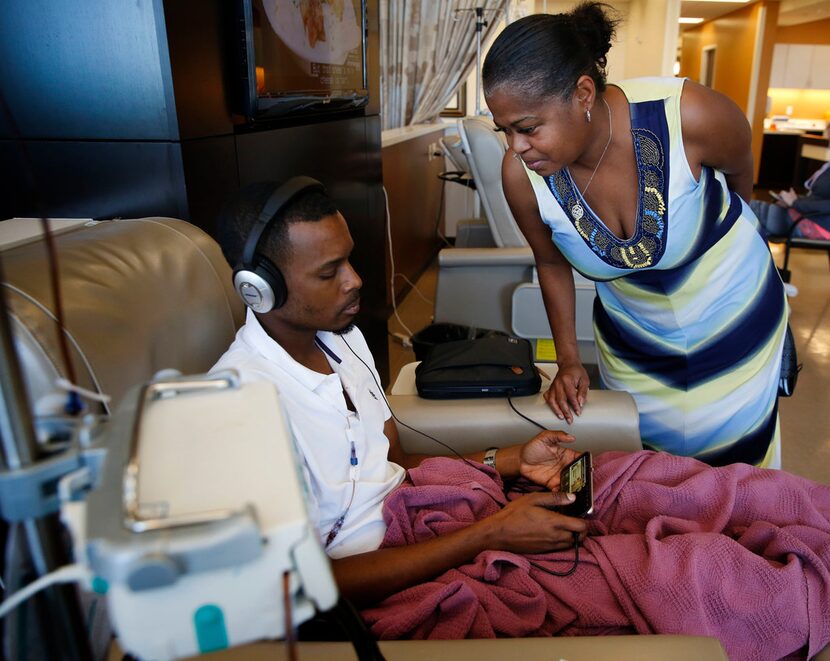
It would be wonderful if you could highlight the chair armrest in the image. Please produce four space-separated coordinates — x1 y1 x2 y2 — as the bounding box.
182 635 727 660
438 246 535 267
388 363 641 455
455 219 497 248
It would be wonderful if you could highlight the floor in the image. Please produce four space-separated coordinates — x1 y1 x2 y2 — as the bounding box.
387 244 830 485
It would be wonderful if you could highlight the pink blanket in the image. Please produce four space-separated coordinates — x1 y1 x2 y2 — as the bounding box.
361 452 830 661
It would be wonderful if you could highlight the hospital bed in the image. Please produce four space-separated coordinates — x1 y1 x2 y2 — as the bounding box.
0 216 744 659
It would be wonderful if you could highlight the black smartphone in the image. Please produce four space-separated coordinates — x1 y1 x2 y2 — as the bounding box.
557 452 593 517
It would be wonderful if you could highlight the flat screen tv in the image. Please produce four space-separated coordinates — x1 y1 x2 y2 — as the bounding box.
238 0 369 123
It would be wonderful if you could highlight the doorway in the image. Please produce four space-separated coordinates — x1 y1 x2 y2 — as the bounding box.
701 46 717 88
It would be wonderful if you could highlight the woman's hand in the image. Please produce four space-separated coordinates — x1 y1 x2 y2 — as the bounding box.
518 430 580 490
544 361 589 423
484 491 587 554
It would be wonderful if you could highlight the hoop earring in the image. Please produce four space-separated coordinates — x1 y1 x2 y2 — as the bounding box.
586 108 592 123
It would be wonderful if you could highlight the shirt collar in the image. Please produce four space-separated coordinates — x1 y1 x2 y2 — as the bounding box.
241 309 350 392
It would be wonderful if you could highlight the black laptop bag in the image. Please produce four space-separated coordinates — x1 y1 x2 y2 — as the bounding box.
415 335 541 399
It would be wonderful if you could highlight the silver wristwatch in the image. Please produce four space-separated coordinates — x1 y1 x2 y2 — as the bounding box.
483 446 498 469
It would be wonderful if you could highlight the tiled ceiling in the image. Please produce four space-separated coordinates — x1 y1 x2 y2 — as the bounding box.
679 0 830 29
777 0 830 25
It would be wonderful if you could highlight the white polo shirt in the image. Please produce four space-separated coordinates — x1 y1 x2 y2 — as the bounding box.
210 310 405 558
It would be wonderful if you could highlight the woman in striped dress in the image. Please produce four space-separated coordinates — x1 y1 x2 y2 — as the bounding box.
482 3 787 467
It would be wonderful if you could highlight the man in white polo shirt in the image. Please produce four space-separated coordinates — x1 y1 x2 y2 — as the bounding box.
209 178 586 606
206 180 830 660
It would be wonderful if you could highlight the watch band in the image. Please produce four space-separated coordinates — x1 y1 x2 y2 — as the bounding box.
483 446 498 469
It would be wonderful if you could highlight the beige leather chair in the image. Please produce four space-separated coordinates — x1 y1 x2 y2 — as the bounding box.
439 132 495 249
1 217 245 415
1 216 737 660
457 116 528 249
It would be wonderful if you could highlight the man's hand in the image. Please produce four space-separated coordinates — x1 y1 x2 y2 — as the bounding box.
518 430 580 491
485 490 588 553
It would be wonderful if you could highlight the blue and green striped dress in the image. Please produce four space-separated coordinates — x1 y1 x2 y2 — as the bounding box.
524 77 787 467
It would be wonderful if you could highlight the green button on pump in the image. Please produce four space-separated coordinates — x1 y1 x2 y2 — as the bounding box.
193 604 229 653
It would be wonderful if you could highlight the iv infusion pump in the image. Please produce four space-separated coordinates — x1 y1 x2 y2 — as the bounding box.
58 371 338 660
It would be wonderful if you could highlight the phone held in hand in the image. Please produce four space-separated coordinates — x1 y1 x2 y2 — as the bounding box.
769 191 782 202
558 452 593 517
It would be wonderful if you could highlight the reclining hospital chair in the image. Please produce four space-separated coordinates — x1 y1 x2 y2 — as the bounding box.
435 116 598 364
0 216 733 659
438 132 496 248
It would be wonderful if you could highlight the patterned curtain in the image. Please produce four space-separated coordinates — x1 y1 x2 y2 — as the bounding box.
380 0 507 130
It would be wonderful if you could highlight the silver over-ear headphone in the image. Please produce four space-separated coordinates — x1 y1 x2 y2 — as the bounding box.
232 176 325 313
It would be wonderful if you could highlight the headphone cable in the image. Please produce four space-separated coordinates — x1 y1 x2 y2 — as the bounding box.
528 532 581 578
506 393 547 431
340 335 478 469
340 335 582 576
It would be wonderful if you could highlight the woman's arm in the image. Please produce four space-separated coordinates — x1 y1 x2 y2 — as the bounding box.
680 80 754 202
808 164 830 199
792 195 830 217
501 151 588 423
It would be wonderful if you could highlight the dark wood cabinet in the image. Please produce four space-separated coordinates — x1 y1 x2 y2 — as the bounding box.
757 132 803 190
0 0 390 380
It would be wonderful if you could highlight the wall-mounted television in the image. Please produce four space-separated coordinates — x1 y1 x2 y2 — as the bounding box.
238 0 369 123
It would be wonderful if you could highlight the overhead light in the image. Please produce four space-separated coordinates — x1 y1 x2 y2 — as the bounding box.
679 17 705 24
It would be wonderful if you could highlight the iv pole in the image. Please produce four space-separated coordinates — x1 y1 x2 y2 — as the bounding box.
0 263 94 660
454 5 501 115
473 7 486 115
0 94 94 660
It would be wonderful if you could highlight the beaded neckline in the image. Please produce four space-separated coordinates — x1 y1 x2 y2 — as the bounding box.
545 103 669 270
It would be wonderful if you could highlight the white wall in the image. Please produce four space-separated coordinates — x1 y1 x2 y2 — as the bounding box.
623 0 681 78
462 0 681 113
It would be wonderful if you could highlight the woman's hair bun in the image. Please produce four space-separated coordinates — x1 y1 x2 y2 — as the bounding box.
569 2 619 67
482 1 621 101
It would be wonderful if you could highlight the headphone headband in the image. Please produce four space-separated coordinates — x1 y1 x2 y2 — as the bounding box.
233 176 326 313
240 176 326 269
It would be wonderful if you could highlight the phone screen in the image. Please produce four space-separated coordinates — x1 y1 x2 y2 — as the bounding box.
558 452 593 517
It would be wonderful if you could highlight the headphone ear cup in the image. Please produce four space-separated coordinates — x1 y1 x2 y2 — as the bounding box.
233 257 287 313
233 177 323 313
257 257 287 309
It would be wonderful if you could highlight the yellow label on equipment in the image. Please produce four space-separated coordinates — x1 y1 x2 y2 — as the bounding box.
535 338 557 361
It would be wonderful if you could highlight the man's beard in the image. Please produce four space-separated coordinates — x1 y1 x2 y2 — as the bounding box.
334 322 355 336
